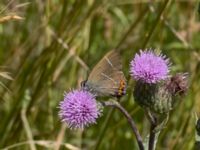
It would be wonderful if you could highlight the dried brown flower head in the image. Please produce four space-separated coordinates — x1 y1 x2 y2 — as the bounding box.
166 73 189 96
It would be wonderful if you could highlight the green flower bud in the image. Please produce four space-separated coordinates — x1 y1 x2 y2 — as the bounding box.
133 73 189 114
134 81 172 114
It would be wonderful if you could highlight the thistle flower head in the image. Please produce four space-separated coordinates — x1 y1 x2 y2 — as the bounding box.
130 50 170 84
59 90 101 129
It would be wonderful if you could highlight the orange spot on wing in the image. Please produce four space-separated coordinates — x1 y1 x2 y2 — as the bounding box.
117 80 126 96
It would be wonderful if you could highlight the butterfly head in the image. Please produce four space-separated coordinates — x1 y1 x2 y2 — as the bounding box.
81 80 95 94
81 80 88 90
81 80 101 96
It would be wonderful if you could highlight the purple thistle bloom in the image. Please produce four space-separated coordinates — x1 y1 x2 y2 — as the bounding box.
130 50 170 84
59 90 101 129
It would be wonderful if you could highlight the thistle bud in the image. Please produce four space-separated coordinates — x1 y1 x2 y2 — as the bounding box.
134 81 173 114
133 73 189 114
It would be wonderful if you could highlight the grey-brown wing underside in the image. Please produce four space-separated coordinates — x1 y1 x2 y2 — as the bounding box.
87 50 126 96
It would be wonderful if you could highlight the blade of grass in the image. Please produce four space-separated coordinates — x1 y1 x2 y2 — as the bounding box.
141 0 170 49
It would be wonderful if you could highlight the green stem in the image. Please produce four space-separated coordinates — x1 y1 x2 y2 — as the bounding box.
148 121 157 150
145 110 157 150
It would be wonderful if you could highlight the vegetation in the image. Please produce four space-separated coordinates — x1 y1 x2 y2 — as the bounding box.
0 0 200 149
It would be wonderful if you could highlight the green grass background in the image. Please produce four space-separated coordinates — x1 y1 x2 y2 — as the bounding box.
0 0 200 149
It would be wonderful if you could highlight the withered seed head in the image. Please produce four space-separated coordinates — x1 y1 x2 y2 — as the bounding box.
166 73 189 96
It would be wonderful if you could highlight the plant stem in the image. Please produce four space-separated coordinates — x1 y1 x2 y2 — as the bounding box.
103 100 144 150
148 122 157 150
147 111 157 150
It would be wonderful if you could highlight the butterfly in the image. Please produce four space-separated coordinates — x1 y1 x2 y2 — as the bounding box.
81 50 126 98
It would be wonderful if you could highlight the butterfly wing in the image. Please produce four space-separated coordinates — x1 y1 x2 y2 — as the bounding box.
86 50 126 97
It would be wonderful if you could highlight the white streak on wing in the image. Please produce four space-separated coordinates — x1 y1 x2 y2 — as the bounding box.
105 57 113 67
99 86 118 89
101 73 117 84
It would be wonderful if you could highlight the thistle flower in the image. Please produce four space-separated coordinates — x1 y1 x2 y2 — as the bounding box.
59 90 101 129
130 50 170 84
131 50 172 113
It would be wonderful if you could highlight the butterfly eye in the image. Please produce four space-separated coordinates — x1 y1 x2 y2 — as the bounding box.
81 80 87 88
